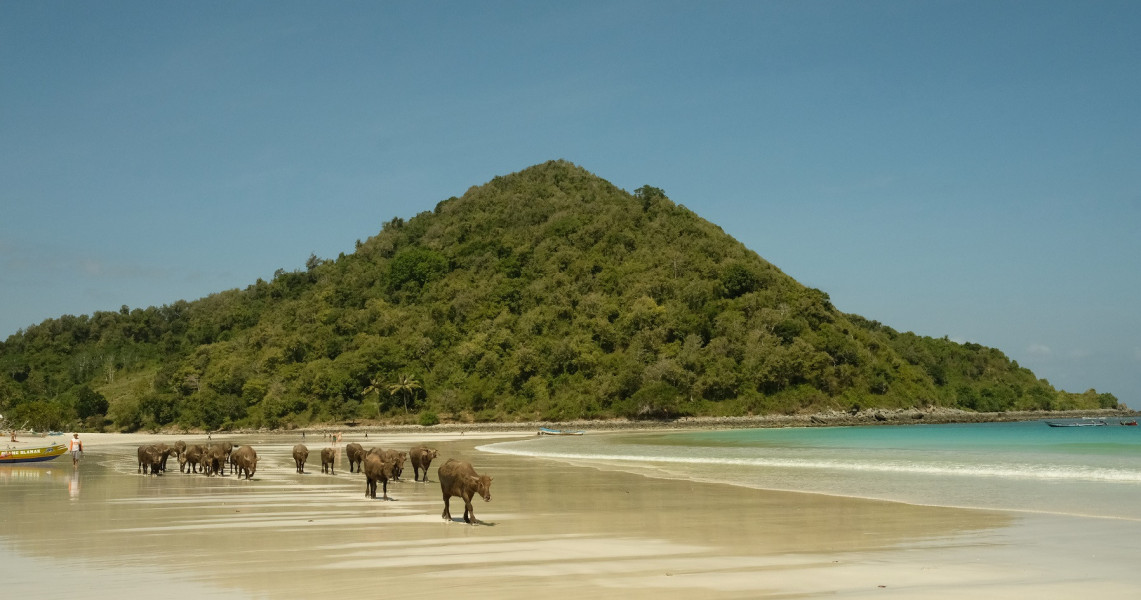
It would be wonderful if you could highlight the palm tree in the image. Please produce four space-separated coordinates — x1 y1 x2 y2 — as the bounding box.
388 374 422 413
362 377 384 412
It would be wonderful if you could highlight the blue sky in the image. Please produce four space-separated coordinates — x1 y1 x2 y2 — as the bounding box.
2 1 1138 407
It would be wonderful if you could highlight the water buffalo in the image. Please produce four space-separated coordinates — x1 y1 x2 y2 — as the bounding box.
147 443 177 473
345 442 365 473
231 445 258 480
292 444 309 474
216 441 234 473
137 445 164 475
438 459 492 524
203 444 228 476
321 447 336 474
363 453 398 501
409 446 438 482
229 446 242 473
180 444 206 473
367 448 407 480
151 443 176 472
170 440 187 470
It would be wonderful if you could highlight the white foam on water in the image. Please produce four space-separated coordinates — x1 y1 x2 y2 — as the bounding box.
481 445 1141 484
479 425 1141 521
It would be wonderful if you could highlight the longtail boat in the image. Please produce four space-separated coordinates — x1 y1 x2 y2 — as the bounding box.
538 427 584 436
0 443 68 464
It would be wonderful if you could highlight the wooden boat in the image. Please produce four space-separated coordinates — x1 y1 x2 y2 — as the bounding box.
1045 420 1108 427
538 427 584 436
0 443 68 464
1120 420 1137 426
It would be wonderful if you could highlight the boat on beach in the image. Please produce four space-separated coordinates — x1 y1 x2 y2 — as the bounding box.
2 413 69 464
0 442 68 464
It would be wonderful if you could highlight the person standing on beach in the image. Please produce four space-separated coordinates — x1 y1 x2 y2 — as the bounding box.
69 433 83 467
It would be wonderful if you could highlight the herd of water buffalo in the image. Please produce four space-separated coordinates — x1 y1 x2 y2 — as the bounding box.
134 440 493 524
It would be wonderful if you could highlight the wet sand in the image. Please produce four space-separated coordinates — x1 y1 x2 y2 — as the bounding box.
3 431 1140 598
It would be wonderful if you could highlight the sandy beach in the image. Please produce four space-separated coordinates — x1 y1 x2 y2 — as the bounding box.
3 429 1140 599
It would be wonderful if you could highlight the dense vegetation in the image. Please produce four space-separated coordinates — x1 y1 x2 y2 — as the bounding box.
0 161 1119 432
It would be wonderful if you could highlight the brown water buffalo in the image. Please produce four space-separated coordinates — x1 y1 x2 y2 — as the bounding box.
149 443 176 473
150 443 174 472
367 448 407 480
203 444 228 476
345 442 365 473
170 440 187 470
180 444 206 473
438 459 492 524
219 441 234 467
229 446 242 473
231 445 258 480
292 444 309 474
363 453 398 501
409 446 438 482
321 447 336 474
137 445 164 475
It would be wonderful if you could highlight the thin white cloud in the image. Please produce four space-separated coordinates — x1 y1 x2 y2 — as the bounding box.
1027 344 1052 356
1 240 173 282
78 258 170 281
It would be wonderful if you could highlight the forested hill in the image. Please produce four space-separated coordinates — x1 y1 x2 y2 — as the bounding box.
0 161 1120 432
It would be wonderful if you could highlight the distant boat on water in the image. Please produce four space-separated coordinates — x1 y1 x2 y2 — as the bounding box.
538 427 584 436
1045 419 1108 427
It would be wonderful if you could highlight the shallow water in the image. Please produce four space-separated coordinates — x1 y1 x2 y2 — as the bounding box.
482 421 1141 520
4 430 1141 599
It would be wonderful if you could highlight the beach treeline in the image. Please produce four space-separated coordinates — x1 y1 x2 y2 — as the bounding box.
0 161 1120 432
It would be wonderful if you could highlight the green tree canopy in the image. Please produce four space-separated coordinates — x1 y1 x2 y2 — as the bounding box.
0 161 1118 431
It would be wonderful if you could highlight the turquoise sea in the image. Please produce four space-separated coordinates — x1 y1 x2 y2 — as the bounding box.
481 420 1141 521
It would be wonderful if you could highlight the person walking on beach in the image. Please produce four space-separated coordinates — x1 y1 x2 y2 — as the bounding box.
69 433 83 467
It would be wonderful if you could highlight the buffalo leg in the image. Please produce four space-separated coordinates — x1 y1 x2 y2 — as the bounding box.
442 496 452 521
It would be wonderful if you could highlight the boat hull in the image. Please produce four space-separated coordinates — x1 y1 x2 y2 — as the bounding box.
0 444 68 464
538 427 584 436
